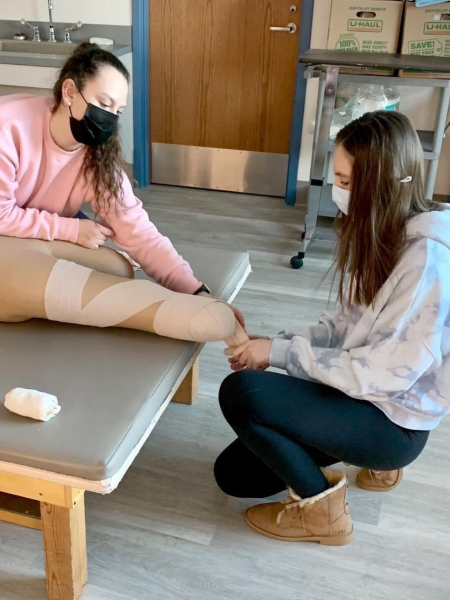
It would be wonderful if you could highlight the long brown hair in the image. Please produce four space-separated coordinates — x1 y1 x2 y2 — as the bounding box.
52 42 130 213
334 111 442 307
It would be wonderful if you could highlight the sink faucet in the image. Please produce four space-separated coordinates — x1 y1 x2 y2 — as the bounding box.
20 19 41 42
64 21 83 44
48 0 56 42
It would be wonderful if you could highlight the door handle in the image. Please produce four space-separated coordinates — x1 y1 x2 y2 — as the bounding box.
269 23 297 34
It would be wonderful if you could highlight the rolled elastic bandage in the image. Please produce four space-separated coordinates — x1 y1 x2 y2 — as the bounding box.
5 388 61 421
44 260 245 344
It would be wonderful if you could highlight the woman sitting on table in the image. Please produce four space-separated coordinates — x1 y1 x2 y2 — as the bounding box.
217 111 450 546
0 42 246 347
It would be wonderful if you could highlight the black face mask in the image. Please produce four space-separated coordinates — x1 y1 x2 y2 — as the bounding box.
69 91 119 146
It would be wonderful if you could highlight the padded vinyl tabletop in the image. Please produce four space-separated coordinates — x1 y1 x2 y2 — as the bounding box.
0 245 250 481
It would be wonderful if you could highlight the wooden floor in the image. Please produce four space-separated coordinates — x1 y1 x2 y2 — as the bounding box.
1 186 449 600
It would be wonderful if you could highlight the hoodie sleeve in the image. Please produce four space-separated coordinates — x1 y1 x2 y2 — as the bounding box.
270 312 340 381
274 312 337 346
90 172 202 293
270 239 450 402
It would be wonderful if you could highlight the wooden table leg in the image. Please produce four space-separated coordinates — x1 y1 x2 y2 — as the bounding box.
172 358 199 405
40 492 87 600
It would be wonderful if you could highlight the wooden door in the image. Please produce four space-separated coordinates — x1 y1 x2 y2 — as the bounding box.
150 0 302 196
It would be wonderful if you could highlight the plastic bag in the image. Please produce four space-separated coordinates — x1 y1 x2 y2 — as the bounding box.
329 84 400 140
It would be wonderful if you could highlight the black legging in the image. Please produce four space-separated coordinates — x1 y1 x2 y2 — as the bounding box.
215 371 429 499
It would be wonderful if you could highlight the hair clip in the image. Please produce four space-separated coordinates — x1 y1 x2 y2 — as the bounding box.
400 176 412 183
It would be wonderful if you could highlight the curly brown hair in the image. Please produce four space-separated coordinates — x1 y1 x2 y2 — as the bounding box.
52 42 131 214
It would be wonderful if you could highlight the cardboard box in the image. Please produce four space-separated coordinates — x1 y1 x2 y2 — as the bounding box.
327 1 404 54
400 3 450 78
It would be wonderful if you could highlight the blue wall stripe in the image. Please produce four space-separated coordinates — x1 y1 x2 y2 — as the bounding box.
132 0 150 188
285 0 314 206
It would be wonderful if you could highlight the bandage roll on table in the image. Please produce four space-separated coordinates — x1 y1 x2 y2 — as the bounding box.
4 388 61 421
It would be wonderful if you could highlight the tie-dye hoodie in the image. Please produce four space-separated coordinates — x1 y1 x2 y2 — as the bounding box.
270 207 450 431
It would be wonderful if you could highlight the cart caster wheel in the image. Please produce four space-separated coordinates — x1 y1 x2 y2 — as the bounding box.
290 256 304 270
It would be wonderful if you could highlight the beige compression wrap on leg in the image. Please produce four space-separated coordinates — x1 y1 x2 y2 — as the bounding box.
44 260 245 344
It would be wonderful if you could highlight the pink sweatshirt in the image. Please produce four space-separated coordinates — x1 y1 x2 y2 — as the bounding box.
0 94 202 293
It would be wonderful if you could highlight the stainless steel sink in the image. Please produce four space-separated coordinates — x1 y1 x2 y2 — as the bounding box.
0 40 79 55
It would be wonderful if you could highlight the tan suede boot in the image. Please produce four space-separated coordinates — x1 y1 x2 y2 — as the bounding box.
356 468 403 492
245 470 353 545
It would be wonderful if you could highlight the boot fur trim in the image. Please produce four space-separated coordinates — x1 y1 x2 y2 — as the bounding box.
289 470 347 508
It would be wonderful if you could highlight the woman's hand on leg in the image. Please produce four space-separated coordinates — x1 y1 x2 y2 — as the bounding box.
228 335 270 371
228 355 269 372
225 339 272 371
76 221 114 250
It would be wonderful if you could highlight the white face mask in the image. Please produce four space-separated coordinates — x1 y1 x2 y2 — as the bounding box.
332 185 350 215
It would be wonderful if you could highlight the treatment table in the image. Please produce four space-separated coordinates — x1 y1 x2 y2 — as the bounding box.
0 244 251 600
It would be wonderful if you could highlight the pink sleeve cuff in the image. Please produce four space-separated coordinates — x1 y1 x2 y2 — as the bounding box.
56 217 79 244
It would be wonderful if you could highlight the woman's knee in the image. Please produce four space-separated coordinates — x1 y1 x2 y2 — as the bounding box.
218 370 265 425
214 449 237 497
214 444 248 498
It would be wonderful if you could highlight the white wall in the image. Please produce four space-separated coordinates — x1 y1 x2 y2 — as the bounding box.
1 0 132 26
299 0 450 196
